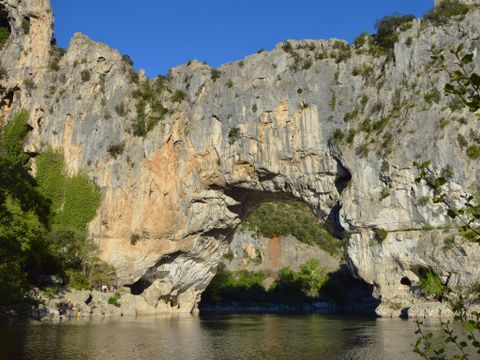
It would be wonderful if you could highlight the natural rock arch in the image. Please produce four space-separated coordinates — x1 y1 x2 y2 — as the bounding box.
1 0 480 316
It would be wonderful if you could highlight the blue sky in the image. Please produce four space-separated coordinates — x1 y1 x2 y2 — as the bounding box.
51 0 433 77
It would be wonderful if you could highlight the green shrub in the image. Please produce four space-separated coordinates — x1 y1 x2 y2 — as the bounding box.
418 196 430 206
359 119 372 134
0 26 10 49
0 64 7 79
21 19 30 34
344 108 358 122
356 143 369 158
210 68 222 82
443 236 456 251
282 41 295 54
353 32 369 48
228 127 240 140
24 78 36 94
424 89 441 104
171 90 186 103
382 132 394 154
129 69 139 84
437 118 449 129
352 64 373 77
424 0 470 25
329 92 336 110
373 117 389 133
65 269 89 290
107 142 125 159
80 70 91 82
297 259 329 298
373 228 388 242
466 145 480 159
122 54 133 66
346 129 356 144
223 250 234 261
373 14 415 54
302 58 313 70
130 233 140 245
49 59 60 72
332 129 344 143
114 103 127 117
370 101 384 114
457 134 468 148
108 292 121 307
241 200 341 255
418 269 445 300
42 286 60 300
131 79 170 137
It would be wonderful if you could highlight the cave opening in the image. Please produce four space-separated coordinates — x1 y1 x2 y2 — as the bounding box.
400 277 412 287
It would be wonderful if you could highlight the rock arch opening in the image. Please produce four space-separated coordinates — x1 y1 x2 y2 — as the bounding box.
199 194 377 315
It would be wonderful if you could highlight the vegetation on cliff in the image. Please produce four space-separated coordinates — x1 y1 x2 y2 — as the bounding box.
0 112 113 316
241 200 342 256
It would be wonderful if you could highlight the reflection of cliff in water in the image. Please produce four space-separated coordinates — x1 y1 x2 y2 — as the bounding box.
0 315 439 360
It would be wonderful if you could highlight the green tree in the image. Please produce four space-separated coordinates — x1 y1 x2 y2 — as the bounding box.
0 112 51 314
374 14 415 51
298 259 328 298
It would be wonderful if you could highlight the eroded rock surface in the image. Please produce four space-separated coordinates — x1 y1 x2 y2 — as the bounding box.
1 0 480 316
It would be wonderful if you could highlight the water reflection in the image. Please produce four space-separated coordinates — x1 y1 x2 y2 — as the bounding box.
0 315 439 360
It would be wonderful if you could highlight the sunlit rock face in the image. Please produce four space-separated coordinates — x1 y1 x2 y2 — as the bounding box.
1 0 480 315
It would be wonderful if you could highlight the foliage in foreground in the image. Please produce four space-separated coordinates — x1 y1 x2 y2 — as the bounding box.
241 200 342 256
413 37 480 359
414 312 480 359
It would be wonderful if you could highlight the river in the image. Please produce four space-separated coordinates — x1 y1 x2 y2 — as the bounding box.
0 314 443 360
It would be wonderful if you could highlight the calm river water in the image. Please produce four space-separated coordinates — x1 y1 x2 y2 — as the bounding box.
0 314 442 360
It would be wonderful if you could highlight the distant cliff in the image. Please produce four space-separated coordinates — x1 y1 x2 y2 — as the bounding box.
1 0 480 317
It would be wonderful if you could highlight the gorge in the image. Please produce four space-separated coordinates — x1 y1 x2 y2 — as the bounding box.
1 0 480 319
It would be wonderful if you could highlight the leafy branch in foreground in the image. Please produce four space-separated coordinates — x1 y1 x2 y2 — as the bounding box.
414 161 480 243
413 41 480 359
414 43 480 243
431 43 480 113
413 311 480 360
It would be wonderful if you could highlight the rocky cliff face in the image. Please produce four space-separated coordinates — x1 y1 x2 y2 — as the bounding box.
1 0 480 316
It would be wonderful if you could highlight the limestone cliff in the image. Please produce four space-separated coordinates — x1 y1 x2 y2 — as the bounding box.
1 0 480 316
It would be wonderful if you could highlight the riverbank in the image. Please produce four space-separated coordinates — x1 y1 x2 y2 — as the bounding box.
8 287 480 322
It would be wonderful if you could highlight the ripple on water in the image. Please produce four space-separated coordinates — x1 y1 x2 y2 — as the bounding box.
0 315 444 360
